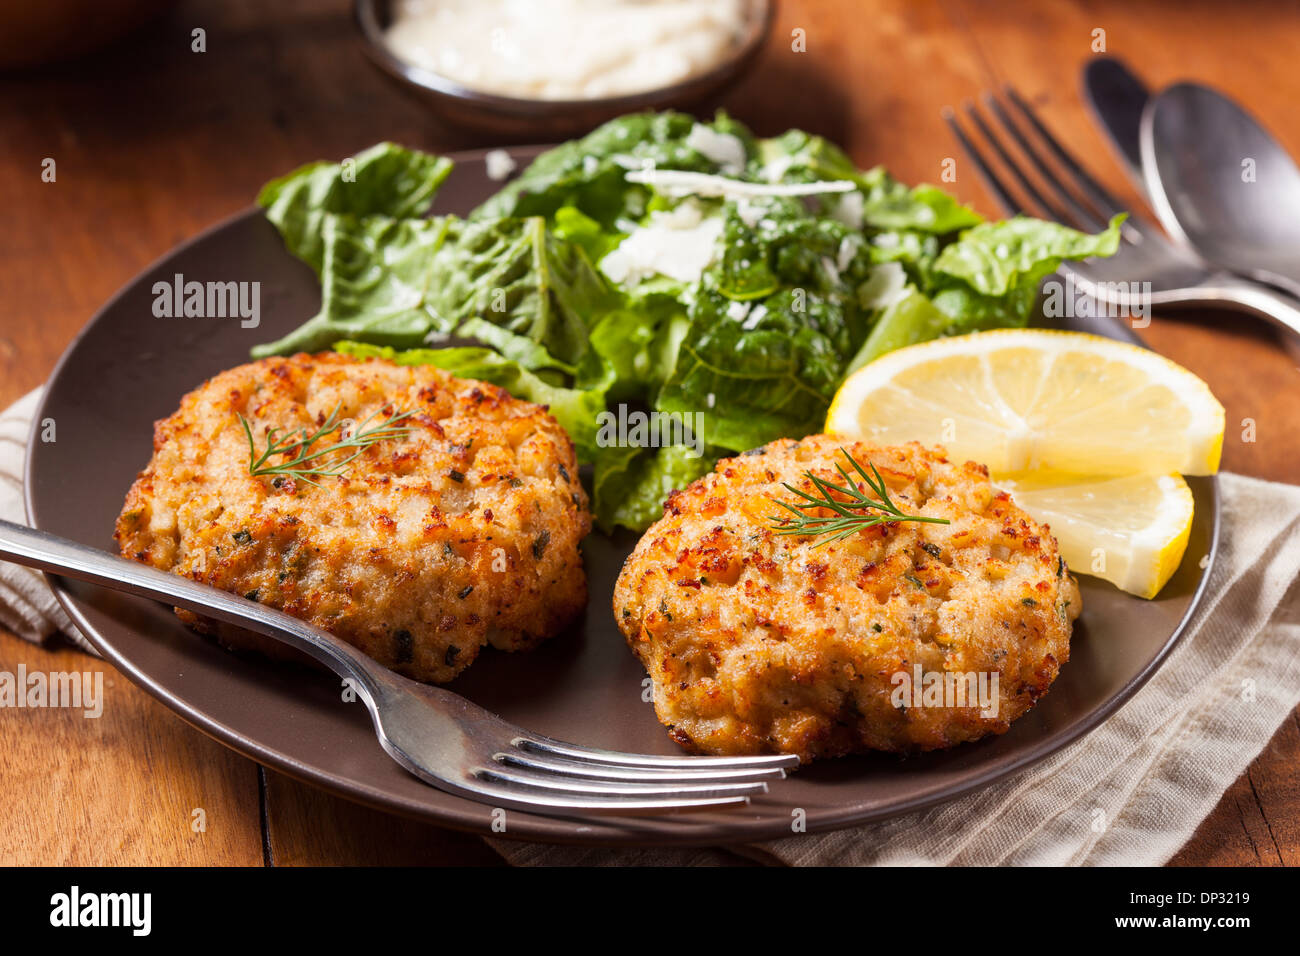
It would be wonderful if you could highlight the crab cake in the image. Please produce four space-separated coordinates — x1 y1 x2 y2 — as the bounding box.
115 352 590 684
614 435 1080 762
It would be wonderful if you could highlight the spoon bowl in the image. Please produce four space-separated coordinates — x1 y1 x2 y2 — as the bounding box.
1141 82 1300 299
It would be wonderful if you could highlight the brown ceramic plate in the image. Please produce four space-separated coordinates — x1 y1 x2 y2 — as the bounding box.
25 147 1218 846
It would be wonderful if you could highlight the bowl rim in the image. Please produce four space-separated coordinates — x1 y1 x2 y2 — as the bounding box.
354 0 775 116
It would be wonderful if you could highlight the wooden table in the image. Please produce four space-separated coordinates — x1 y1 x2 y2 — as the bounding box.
1 0 1297 866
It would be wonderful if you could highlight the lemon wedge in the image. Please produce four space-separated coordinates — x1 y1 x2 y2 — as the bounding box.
826 329 1225 477
825 329 1221 598
995 471 1195 599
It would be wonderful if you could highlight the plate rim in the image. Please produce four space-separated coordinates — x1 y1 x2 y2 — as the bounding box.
23 149 1223 847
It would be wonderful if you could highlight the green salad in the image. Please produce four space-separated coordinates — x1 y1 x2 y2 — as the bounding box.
251 111 1120 531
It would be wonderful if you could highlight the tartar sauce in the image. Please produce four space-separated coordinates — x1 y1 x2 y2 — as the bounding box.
384 0 749 101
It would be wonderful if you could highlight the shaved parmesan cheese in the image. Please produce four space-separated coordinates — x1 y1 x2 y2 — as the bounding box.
600 202 724 285
741 303 767 330
836 237 857 272
735 198 762 228
821 256 841 286
626 168 857 199
685 123 747 175
734 196 785 231
760 153 795 183
484 149 517 181
859 262 909 309
831 189 864 230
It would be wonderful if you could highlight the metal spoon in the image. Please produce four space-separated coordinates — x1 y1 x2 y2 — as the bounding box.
1141 82 1300 301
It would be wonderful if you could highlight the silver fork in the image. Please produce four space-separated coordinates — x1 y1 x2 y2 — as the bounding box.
943 86 1300 338
0 518 797 817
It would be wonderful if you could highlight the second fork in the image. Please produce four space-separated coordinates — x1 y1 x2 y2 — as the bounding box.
944 86 1300 339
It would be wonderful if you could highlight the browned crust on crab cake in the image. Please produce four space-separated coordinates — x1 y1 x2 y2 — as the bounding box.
614 435 1080 762
115 351 590 683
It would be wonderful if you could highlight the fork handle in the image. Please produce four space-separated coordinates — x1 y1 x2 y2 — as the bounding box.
1157 279 1300 339
0 517 396 706
1220 281 1300 339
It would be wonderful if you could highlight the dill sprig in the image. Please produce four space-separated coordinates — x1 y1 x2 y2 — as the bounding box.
240 402 417 486
768 448 950 545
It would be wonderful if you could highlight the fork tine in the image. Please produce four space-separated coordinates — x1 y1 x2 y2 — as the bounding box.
496 749 789 784
962 100 1086 229
466 781 751 815
384 738 759 815
981 93 1109 233
513 735 801 771
1001 85 1148 242
477 764 770 800
942 106 1027 217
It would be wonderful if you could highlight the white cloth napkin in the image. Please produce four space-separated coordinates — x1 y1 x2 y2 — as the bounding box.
0 390 93 654
4 387 1298 865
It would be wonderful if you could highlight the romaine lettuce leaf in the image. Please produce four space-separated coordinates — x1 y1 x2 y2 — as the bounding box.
429 216 614 367
757 133 981 234
856 167 985 234
252 213 616 364
252 214 455 358
471 110 757 227
929 277 1044 332
933 214 1124 296
757 129 863 184
656 288 851 452
592 444 714 532
846 289 954 372
712 195 859 301
552 206 625 263
453 318 575 377
257 142 452 273
586 301 689 401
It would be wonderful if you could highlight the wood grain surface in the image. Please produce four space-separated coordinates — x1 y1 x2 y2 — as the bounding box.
0 0 1297 865
0 634 263 865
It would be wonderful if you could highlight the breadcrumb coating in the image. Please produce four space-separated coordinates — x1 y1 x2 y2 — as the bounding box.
116 352 590 683
615 436 1080 761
